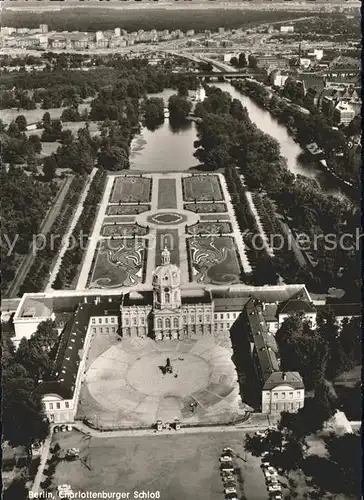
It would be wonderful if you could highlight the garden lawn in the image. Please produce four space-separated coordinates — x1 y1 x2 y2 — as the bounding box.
183 175 223 202
157 178 177 209
110 176 152 204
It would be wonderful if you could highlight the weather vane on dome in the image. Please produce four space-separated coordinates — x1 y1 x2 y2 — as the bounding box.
161 245 171 266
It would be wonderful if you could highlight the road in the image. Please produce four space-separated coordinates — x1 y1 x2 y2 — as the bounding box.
5 176 73 299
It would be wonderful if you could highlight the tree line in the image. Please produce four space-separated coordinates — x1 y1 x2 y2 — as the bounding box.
193 85 359 298
53 169 107 289
18 175 86 295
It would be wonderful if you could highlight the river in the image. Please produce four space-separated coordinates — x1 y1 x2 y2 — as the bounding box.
129 85 344 198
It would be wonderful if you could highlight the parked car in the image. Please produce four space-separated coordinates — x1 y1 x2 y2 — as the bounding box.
266 466 277 472
268 485 281 493
265 470 278 478
223 447 234 454
66 425 73 431
261 451 270 458
224 487 237 494
270 494 282 500
220 456 232 462
53 426 59 433
60 425 67 432
224 481 236 489
221 466 234 473
256 430 267 438
222 474 235 482
262 461 270 467
57 484 71 491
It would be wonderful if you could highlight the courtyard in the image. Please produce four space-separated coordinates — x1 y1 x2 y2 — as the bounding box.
77 336 246 429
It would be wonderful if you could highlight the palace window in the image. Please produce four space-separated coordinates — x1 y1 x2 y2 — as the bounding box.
183 315 187 323
214 314 218 320
111 317 115 323
92 328 96 334
281 392 286 399
141 317 145 325
105 318 108 324
56 403 61 409
220 314 224 319
65 402 70 409
165 318 171 329
157 319 162 329
273 392 278 398
289 392 293 398
206 316 210 323
49 403 54 410
98 318 102 324
173 318 179 328
100 328 103 333
125 318 129 326
133 317 137 326
92 318 96 324
111 327 115 333
227 313 230 319
106 327 109 334
198 315 203 323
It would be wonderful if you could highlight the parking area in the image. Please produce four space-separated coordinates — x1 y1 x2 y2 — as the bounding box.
48 429 267 500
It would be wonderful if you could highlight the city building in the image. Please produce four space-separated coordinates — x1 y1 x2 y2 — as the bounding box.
333 101 356 125
269 70 290 88
280 25 294 34
255 55 289 71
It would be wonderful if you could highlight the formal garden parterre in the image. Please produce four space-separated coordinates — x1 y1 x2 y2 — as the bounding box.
107 204 150 216
186 221 232 236
110 175 152 204
101 223 148 238
187 235 242 285
89 238 147 288
184 202 227 214
182 174 223 202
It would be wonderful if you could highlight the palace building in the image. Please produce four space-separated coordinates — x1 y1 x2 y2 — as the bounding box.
6 248 360 422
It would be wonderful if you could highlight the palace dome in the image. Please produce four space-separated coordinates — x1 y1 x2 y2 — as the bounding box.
153 263 181 289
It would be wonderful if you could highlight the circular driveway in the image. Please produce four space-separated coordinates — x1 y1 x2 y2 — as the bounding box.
83 338 240 426
126 352 210 397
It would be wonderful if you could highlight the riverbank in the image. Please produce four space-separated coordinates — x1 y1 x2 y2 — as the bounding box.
230 79 357 193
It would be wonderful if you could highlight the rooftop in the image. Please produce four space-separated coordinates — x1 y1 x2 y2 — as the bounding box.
18 296 53 319
244 299 280 384
263 371 304 391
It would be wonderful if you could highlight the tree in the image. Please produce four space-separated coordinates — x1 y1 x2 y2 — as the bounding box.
43 155 57 180
15 115 27 132
248 54 258 69
177 80 189 97
230 56 238 67
98 145 128 171
28 134 42 154
168 94 192 123
238 53 247 68
42 112 51 127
